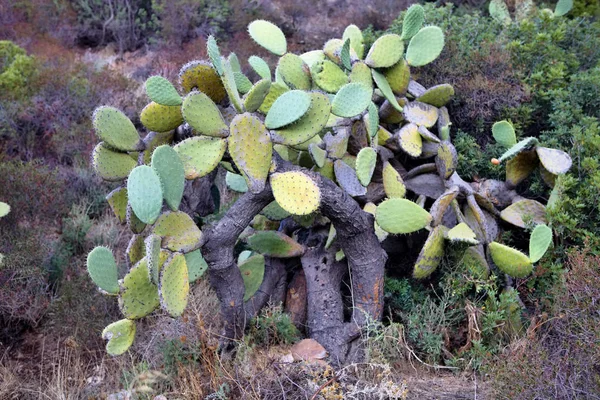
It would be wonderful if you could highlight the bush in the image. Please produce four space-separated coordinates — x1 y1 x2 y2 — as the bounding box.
0 40 37 99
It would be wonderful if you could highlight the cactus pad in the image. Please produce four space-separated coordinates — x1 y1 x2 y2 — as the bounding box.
234 71 253 94
372 69 403 111
405 26 445 67
384 59 411 95
535 147 572 175
248 20 287 56
311 60 348 93
270 171 321 215
140 130 175 165
93 106 142 151
221 60 245 113
102 319 136 356
239 254 265 301
92 142 137 181
413 227 445 279
489 0 512 24
331 83 372 118
435 141 457 179
247 231 305 258
309 144 327 168
500 199 547 228
462 246 489 279
206 35 223 75
126 234 146 267
554 0 573 16
497 137 538 162
261 201 292 221
446 223 479 245
398 123 422 157
0 202 9 218
145 76 182 106
265 90 312 129
153 211 202 253
430 186 459 225
159 253 189 317
334 159 367 196
416 84 454 108
350 62 373 89
145 234 162 284
178 61 226 102
403 101 439 128
226 172 249 193
151 145 185 211
489 242 532 278
181 92 228 137
248 55 271 80
355 147 377 186
140 102 184 133
402 4 425 40
87 246 119 295
505 150 539 187
229 113 272 193
365 34 404 68
184 250 208 283
382 162 406 198
244 79 271 112
341 39 352 70
376 198 432 234
278 53 311 90
342 24 364 59
126 204 147 234
126 165 163 225
174 136 227 179
273 92 331 146
119 258 160 319
106 187 128 224
258 82 289 114
492 120 517 148
529 224 552 263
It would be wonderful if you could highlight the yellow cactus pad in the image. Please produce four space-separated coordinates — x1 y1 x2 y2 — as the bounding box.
178 60 226 102
270 171 321 215
398 123 423 157
382 162 406 198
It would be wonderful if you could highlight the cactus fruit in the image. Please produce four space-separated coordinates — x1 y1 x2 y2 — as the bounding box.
87 246 119 295
382 162 406 198
397 123 423 157
489 242 532 278
92 142 137 181
273 92 331 146
145 76 182 106
371 70 402 111
376 198 432 234
244 79 272 113
529 224 552 263
145 234 162 284
106 187 129 224
229 113 272 193
413 226 445 279
182 92 228 137
248 55 272 80
265 90 312 129
435 141 458 179
239 254 266 301
365 34 404 68
247 231 305 258
334 159 367 196
126 234 146 266
278 53 311 90
331 83 372 118
402 4 425 40
416 84 454 108
174 136 227 179
184 250 208 283
270 171 321 215
151 145 185 211
248 20 287 56
505 150 539 187
119 257 160 319
500 199 547 228
355 147 377 186
127 165 164 225
226 172 249 193
405 26 445 67
102 319 136 356
93 106 143 151
311 60 349 93
140 102 184 133
153 211 202 253
342 24 365 59
492 120 517 148
178 61 226 102
535 147 572 175
159 253 189 317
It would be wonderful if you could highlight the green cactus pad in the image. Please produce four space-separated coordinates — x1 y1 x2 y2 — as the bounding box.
489 242 533 278
416 84 454 108
181 92 228 137
270 171 321 215
140 130 175 165
382 162 406 198
505 150 539 187
126 204 147 234
106 187 128 223
229 113 272 193
261 201 291 221
151 145 185 211
311 60 348 93
243 79 271 112
539 165 557 187
349 62 373 89
309 143 327 168
265 90 312 129
184 250 208 283
119 258 160 319
342 24 365 59
365 103 379 138
247 231 305 258
331 83 372 118
226 172 249 193
272 92 331 146
554 0 573 16
178 61 226 102
365 34 403 68
355 147 377 186
446 223 479 245
372 70 402 111
376 198 432 234
222 59 245 113
383 59 410 95
145 234 162 284
500 199 547 228
403 101 439 128
239 254 265 301
398 123 423 157
401 4 425 40
489 0 512 24
340 39 352 70
492 120 517 148
92 142 137 182
228 53 242 73
435 141 457 179
413 226 445 279
405 26 445 67
102 319 136 356
462 246 489 279
153 211 202 253
159 253 189 317
234 71 253 94
363 202 389 242
0 202 9 218
535 147 572 175
322 38 345 64
278 53 311 90
87 246 119 295
300 50 326 68
140 102 184 133
497 137 538 162
334 159 367 196
126 234 145 267
258 82 289 114
127 165 163 225
174 136 227 179
93 106 143 151
248 55 271 80
145 76 182 106
248 20 287 56
206 35 223 75
529 224 552 263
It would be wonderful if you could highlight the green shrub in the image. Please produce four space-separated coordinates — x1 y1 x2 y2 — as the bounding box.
0 41 37 99
248 304 300 347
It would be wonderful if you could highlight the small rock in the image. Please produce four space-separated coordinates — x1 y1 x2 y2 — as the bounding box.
291 339 327 361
